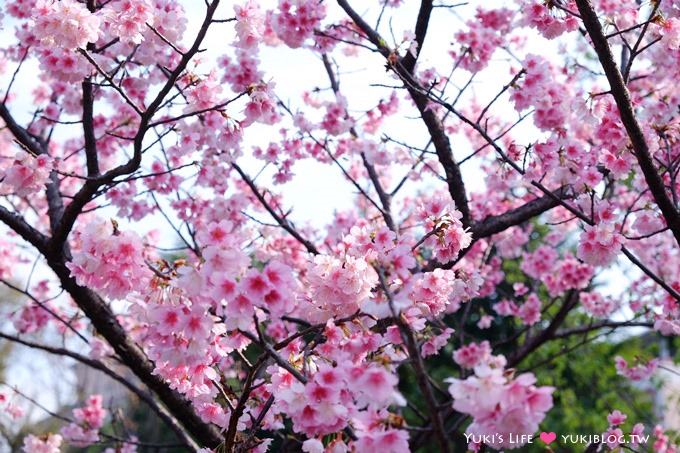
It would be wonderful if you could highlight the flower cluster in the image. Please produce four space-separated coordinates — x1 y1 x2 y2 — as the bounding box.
67 218 151 299
13 302 54 334
307 254 378 321
453 340 492 369
104 0 155 45
447 362 554 450
0 391 24 421
421 327 454 357
577 223 624 266
418 196 472 263
234 1 265 48
450 8 513 72
270 321 405 441
615 356 659 381
410 268 457 316
243 82 280 125
32 0 101 49
0 152 53 197
272 0 327 48
35 47 92 83
511 54 571 130
580 291 616 318
22 434 63 453
6 0 37 19
60 395 107 448
522 1 579 39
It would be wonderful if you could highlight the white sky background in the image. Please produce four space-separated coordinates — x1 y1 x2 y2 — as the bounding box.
0 0 643 431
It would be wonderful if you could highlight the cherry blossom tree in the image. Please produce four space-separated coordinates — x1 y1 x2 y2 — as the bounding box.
0 0 679 451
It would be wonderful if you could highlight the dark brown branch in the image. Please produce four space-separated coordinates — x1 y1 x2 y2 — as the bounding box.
321 53 396 231
0 332 199 451
336 0 471 226
43 256 222 447
0 206 49 252
401 0 433 73
506 291 580 368
395 69 680 302
575 0 680 247
232 163 319 255
552 320 653 339
239 329 358 442
82 78 100 176
0 105 65 233
471 187 572 239
50 0 221 249
377 269 449 453
224 356 267 450
0 278 88 343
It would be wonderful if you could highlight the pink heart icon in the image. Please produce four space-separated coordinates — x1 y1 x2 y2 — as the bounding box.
540 432 557 444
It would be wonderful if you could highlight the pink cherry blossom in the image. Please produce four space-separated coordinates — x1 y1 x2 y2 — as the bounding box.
60 395 107 447
104 0 155 45
307 254 378 320
615 356 659 381
22 434 62 453
447 363 554 450
272 0 327 48
453 341 492 369
1 152 53 196
67 218 151 299
32 0 101 49
607 409 628 426
2 0 680 450
577 223 625 266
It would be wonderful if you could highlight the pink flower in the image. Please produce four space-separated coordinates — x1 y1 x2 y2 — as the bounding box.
302 439 324 453
307 254 378 320
421 328 454 358
410 268 457 316
522 1 579 39
517 293 542 326
450 8 513 72
447 364 554 450
60 395 107 447
352 428 410 453
243 82 280 125
272 0 327 48
603 427 624 449
615 356 658 381
577 223 624 266
13 302 53 334
1 153 53 197
32 0 101 49
580 291 616 318
67 218 151 300
104 0 155 44
234 1 265 48
607 410 627 426
661 17 680 49
22 434 62 453
453 341 492 369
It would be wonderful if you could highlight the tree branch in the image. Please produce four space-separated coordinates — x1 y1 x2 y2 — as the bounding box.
377 269 449 453
44 256 223 447
336 0 470 225
50 0 221 249
507 291 580 368
321 53 396 231
82 78 100 176
471 186 572 239
232 163 319 255
0 332 199 451
401 0 433 73
575 0 680 247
